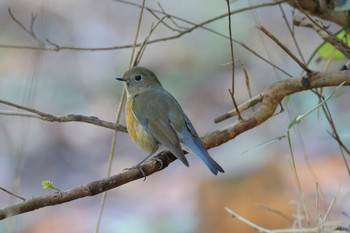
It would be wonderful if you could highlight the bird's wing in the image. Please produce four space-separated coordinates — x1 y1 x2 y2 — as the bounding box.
132 90 189 166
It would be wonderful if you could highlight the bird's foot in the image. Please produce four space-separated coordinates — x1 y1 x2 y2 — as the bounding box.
154 157 164 169
123 163 147 181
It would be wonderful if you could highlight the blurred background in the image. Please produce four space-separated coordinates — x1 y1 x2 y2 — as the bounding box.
0 0 349 232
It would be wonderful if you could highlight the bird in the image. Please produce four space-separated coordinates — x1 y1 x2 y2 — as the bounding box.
116 66 224 175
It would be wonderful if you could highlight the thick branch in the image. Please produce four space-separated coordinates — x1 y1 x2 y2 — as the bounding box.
286 0 349 27
0 71 349 220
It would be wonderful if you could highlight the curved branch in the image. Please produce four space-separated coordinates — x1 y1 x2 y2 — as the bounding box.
0 71 349 220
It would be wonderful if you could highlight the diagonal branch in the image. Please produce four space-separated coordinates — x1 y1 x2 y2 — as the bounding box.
294 16 350 59
0 71 349 220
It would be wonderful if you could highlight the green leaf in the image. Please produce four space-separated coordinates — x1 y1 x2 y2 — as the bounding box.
41 180 61 191
317 29 350 60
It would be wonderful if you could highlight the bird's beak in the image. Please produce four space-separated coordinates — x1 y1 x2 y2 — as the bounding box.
116 77 126 82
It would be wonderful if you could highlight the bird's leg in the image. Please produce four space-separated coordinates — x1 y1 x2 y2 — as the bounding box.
136 150 156 165
123 163 147 181
123 150 156 181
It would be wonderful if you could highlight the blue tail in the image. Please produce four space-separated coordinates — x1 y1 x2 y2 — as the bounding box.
182 131 224 175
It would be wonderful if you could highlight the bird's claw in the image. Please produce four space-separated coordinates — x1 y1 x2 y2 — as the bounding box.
154 157 164 169
123 164 147 181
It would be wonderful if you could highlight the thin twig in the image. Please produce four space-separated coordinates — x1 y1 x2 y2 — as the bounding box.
157 2 187 31
129 0 146 68
0 100 126 132
294 16 350 59
328 131 350 174
214 93 263 123
132 16 167 67
225 207 271 232
258 26 312 74
257 203 294 222
313 89 350 174
226 0 235 94
278 4 305 63
146 10 177 32
323 195 336 223
8 8 45 46
225 0 242 121
0 187 26 201
225 207 319 233
238 60 254 110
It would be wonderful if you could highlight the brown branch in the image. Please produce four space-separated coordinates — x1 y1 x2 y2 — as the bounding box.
286 0 349 27
294 16 350 59
0 99 127 132
258 26 312 74
226 0 235 92
225 0 242 121
214 93 263 123
279 4 306 63
0 71 349 220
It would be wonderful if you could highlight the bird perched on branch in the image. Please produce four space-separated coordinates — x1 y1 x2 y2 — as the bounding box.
117 67 224 175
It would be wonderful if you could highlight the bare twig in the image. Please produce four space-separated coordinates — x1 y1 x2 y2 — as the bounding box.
8 8 45 46
214 93 263 123
228 89 242 120
0 187 26 201
278 4 305 63
156 2 187 31
225 207 320 233
225 0 242 121
328 131 350 174
294 16 350 59
323 195 336 223
0 99 126 132
258 26 312 74
257 203 294 222
238 60 254 110
129 0 146 68
285 0 348 27
122 0 291 77
226 0 235 93
132 16 167 67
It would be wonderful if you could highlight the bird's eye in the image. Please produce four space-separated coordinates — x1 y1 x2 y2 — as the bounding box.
134 75 142 81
